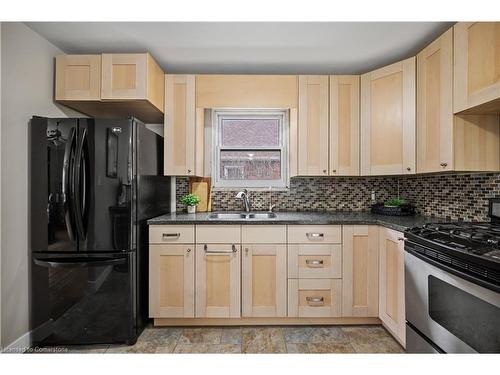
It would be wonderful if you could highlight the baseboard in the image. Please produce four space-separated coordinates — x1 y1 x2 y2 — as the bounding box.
154 317 381 326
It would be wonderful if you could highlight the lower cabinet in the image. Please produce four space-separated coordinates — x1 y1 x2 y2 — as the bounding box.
378 227 406 346
288 278 342 317
342 225 379 317
195 243 241 318
242 244 287 317
149 244 195 318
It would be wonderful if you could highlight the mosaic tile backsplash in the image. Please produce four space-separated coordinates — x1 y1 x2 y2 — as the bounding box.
176 173 500 221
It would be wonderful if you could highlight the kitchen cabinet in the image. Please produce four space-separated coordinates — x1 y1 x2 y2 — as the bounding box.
288 244 342 279
361 57 416 175
378 227 406 347
55 53 165 123
55 54 101 101
329 75 360 175
298 75 330 176
342 225 379 317
149 244 195 318
241 226 287 317
417 28 454 173
417 28 500 173
164 74 201 176
195 243 241 318
242 244 287 317
454 22 500 114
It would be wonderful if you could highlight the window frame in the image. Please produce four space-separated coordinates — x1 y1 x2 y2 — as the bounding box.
212 109 289 189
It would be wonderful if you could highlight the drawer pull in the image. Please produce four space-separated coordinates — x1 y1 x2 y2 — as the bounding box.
162 233 180 239
306 296 324 306
306 259 324 268
204 244 237 254
306 232 324 239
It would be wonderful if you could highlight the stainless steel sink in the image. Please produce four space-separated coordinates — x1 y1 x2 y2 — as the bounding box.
208 212 277 220
247 212 277 219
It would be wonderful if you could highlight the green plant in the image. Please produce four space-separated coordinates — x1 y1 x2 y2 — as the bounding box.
180 193 201 207
384 197 407 207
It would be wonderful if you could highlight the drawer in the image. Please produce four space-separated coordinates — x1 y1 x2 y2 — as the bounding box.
288 225 341 244
196 225 240 244
288 279 342 317
242 225 286 243
288 244 342 279
149 225 195 244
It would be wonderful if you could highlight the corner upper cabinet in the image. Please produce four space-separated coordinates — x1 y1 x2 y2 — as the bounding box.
55 53 165 123
454 22 500 114
164 74 201 176
329 75 360 176
298 75 329 176
361 57 416 175
55 55 102 101
417 28 454 173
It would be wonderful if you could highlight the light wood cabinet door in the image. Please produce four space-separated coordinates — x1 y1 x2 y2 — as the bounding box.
298 75 329 176
379 227 406 347
288 279 342 317
164 74 197 176
149 244 195 318
417 28 454 173
195 244 241 318
361 57 416 175
242 244 287 317
55 55 101 101
102 54 148 100
342 226 379 317
329 75 360 175
454 22 500 114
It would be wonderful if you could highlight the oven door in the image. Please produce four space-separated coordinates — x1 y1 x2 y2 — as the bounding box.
405 251 500 353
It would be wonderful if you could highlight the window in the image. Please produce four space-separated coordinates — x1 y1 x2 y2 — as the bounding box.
212 109 288 188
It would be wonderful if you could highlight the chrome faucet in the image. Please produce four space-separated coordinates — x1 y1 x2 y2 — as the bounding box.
235 189 251 212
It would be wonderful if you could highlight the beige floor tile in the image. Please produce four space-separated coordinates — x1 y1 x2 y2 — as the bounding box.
350 338 404 354
173 343 241 354
286 343 310 353
178 328 222 345
221 327 242 344
242 327 286 354
307 342 356 354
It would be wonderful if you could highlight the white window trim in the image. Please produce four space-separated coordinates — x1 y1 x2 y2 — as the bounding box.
212 108 289 189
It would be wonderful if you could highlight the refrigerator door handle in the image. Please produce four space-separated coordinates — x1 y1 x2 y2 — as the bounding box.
34 256 127 268
62 127 77 242
74 127 88 240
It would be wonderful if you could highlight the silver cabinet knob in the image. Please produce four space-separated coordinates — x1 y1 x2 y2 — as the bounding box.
322 169 327 174
187 169 192 174
245 248 249 253
187 248 192 253
440 162 448 167
406 167 411 171
332 169 337 173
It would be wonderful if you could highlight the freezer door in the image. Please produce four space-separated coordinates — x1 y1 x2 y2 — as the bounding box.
30 117 79 253
31 252 136 346
78 119 134 252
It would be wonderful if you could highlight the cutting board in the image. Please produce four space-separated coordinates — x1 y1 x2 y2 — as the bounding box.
190 179 211 212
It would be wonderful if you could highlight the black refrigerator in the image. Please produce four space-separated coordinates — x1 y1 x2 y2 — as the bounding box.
29 116 170 346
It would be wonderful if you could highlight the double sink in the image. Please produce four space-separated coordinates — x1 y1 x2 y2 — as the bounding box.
208 212 277 220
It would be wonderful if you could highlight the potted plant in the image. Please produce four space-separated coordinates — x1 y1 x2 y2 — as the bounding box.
180 193 201 214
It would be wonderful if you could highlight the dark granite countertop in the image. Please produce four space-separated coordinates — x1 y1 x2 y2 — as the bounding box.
147 211 447 232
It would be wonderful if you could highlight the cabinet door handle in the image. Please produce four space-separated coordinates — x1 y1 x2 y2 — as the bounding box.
306 232 324 239
406 167 411 171
162 233 180 239
306 296 324 306
204 244 237 254
322 169 327 174
306 259 324 268
398 237 406 242
187 248 191 253
440 162 448 167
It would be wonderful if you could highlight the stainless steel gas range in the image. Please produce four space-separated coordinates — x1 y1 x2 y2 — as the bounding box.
404 199 500 353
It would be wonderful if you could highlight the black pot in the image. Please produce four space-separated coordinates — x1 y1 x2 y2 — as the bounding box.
371 203 415 216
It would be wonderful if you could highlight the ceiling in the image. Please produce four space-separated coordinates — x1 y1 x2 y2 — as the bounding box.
26 22 454 74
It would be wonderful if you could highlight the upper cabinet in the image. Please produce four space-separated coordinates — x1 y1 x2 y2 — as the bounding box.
55 53 165 123
361 57 416 175
454 22 500 114
417 28 500 173
329 75 360 176
164 74 202 176
417 28 454 173
297 75 330 176
55 55 101 101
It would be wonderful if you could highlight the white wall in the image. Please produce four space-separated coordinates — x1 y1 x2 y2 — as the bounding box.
0 22 81 348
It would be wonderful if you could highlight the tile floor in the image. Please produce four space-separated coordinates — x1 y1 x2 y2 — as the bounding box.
29 325 404 354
